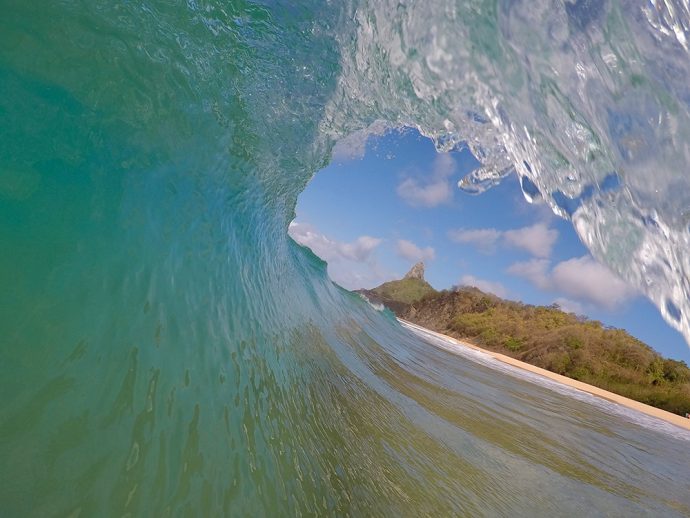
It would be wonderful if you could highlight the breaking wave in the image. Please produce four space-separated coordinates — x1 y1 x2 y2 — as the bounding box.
329 0 690 344
2 0 690 515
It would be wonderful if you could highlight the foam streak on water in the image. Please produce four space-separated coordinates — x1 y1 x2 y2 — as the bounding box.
2 1 690 515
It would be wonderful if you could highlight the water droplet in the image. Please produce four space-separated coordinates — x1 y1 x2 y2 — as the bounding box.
552 190 581 217
666 299 682 322
520 175 541 203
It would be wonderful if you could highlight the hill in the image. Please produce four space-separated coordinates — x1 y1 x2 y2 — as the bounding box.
359 267 690 416
357 262 437 313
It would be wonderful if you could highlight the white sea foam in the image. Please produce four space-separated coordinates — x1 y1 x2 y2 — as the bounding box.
358 293 385 312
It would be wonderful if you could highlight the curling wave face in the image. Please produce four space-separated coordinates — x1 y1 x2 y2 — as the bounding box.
328 0 690 344
2 0 690 515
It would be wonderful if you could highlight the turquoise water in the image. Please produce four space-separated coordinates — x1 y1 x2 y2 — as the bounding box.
2 1 690 515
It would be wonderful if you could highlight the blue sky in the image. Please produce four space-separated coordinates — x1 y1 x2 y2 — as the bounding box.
290 128 690 363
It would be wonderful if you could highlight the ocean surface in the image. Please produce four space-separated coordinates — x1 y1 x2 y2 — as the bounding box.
2 1 690 515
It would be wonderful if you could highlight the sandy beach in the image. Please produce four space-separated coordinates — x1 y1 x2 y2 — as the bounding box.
399 318 690 432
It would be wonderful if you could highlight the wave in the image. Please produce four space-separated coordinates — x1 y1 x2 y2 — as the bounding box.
2 0 690 514
401 320 690 441
326 0 690 345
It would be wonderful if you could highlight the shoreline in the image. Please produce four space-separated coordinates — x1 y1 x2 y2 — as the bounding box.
398 318 690 432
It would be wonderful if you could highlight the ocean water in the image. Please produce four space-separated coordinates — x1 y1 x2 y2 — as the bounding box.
2 1 690 515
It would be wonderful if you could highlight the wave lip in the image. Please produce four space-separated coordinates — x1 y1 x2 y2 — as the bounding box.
329 0 690 347
3 0 690 514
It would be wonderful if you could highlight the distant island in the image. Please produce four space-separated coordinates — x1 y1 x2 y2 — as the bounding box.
358 262 690 417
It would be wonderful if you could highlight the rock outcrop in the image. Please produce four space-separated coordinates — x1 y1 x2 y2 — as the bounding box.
403 262 425 281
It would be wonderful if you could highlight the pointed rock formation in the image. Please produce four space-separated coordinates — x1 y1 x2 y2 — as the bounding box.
403 262 425 281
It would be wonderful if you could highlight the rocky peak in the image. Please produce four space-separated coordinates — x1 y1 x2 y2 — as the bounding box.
403 262 425 281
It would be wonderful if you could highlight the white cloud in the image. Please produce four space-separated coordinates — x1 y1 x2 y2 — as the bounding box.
397 179 452 208
288 221 395 289
551 256 633 310
449 223 559 258
327 261 396 291
503 223 558 258
553 297 584 315
289 221 381 263
396 239 436 262
506 258 551 289
507 255 635 310
396 153 456 207
459 274 508 298
448 228 502 253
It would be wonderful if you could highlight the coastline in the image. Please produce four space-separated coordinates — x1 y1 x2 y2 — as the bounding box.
399 318 690 432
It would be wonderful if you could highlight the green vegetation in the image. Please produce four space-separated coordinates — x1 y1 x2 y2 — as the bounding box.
364 279 690 416
357 277 438 315
370 278 437 305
